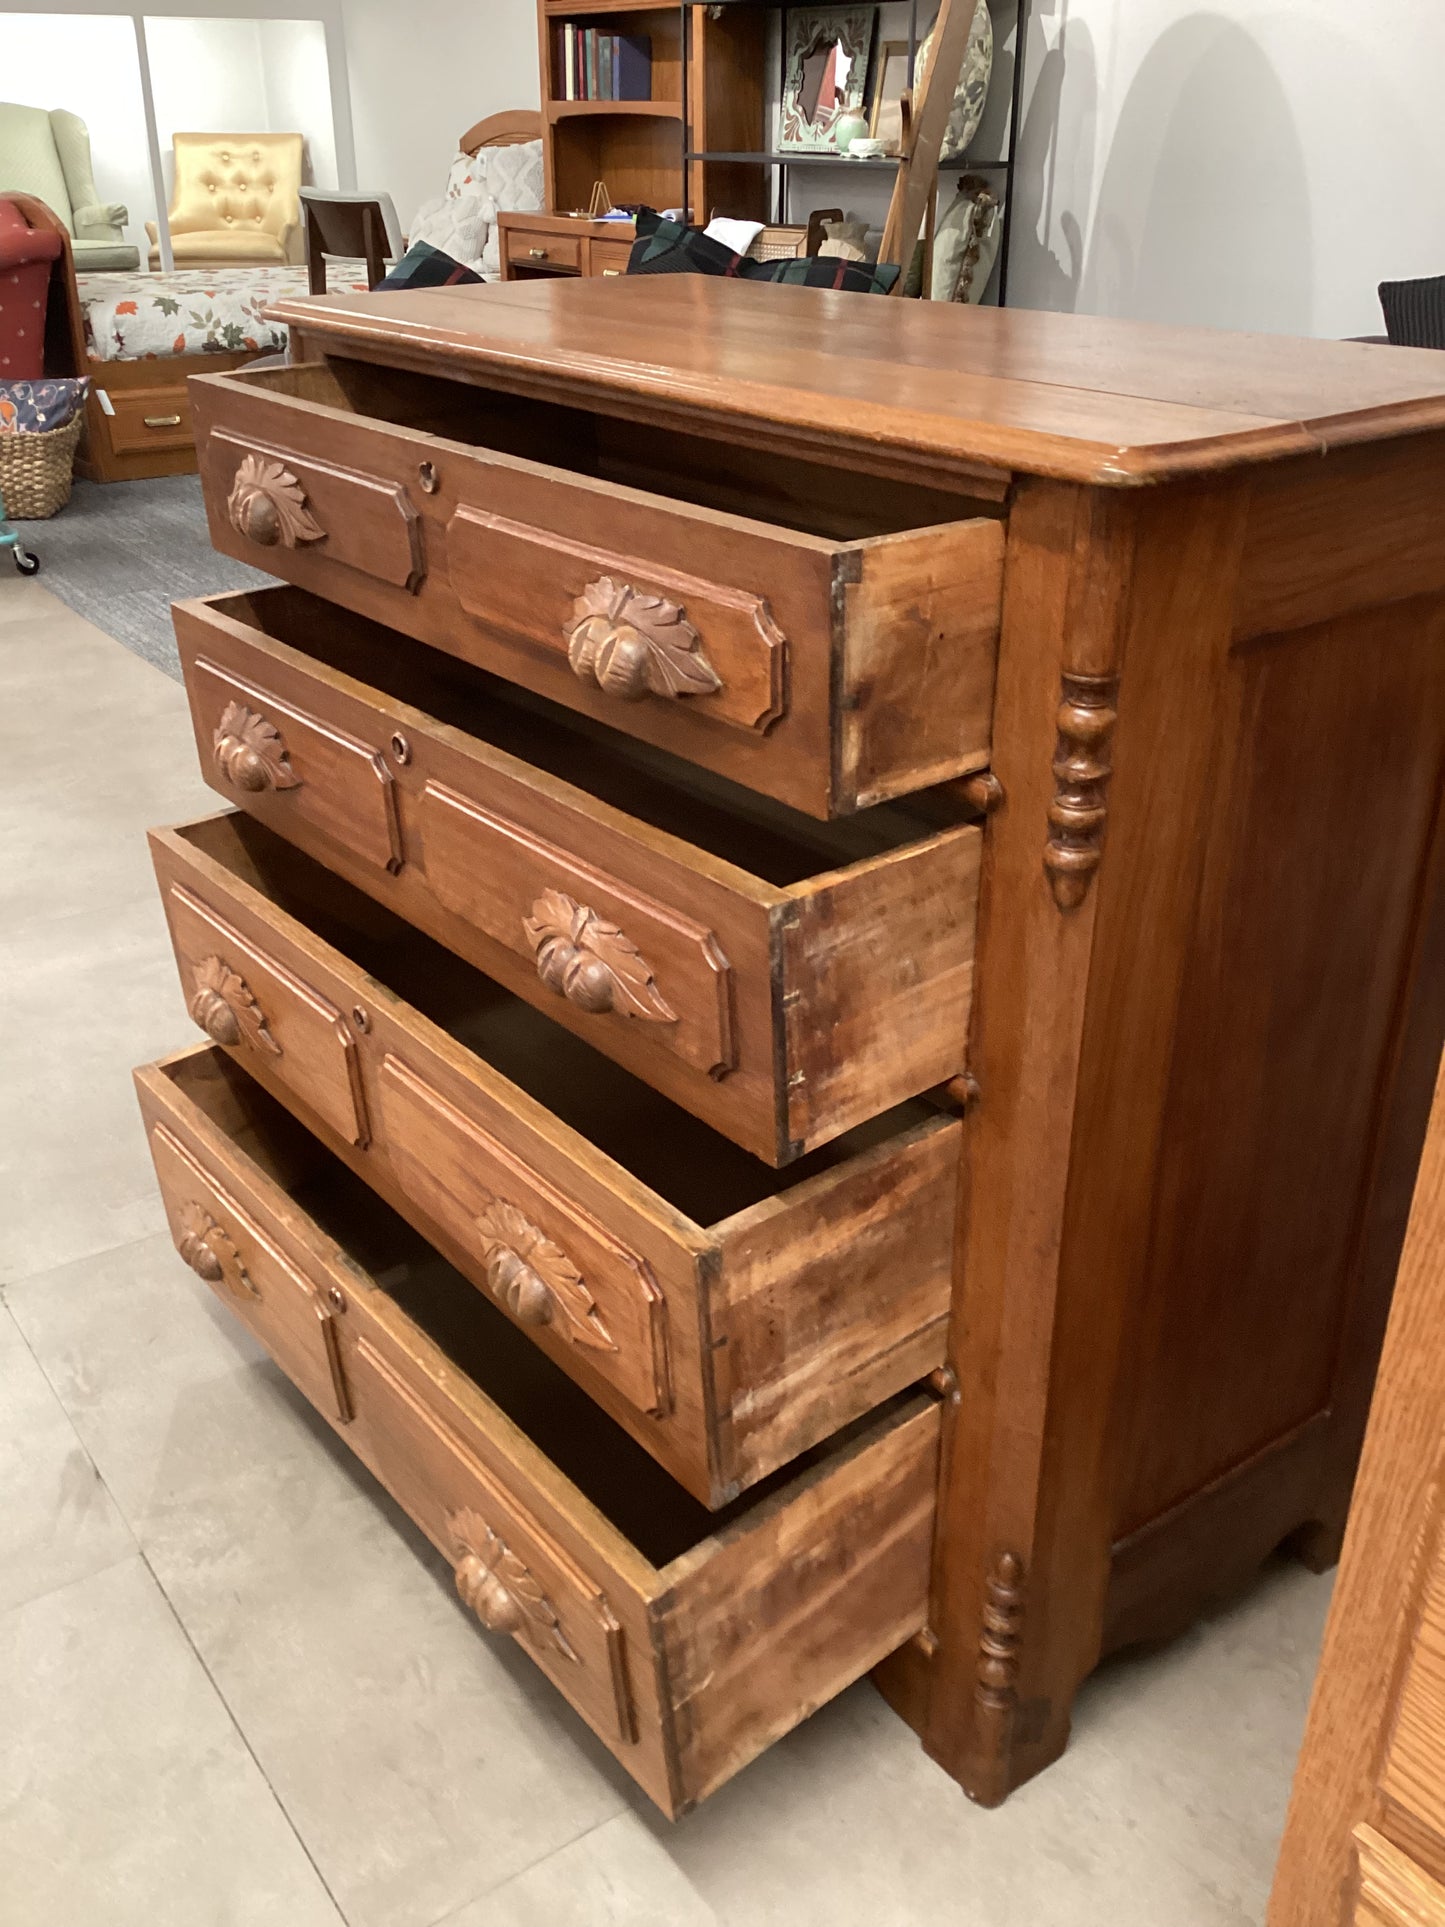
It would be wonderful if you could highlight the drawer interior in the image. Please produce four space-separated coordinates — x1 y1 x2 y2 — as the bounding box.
236 360 1003 543
174 811 939 1222
201 585 972 883
163 1045 919 1567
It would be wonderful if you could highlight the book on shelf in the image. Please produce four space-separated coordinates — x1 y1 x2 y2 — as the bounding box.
556 26 651 102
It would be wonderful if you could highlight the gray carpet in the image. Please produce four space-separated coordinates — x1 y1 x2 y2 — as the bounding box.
21 476 272 678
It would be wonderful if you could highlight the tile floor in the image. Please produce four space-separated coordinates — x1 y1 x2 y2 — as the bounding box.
0 577 1330 1927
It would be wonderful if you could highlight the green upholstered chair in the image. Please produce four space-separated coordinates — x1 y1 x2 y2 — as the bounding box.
0 103 140 272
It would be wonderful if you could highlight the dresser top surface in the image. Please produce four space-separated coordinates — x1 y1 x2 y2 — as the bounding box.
269 276 1445 488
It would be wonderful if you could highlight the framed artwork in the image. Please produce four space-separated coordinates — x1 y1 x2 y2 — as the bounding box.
867 38 913 153
778 7 878 154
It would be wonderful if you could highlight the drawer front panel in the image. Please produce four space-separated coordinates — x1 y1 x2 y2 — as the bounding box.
175 592 980 1162
351 1333 635 1744
164 881 371 1148
378 1054 672 1420
192 653 404 875
149 1120 349 1422
418 779 735 1078
446 505 788 737
511 229 582 271
590 240 632 276
207 429 424 592
107 387 194 455
136 1045 940 1816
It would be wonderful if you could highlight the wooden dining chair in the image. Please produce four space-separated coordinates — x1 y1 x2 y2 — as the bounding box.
299 189 404 294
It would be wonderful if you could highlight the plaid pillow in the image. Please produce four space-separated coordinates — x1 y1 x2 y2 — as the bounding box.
377 242 483 291
626 207 899 294
626 209 739 277
739 255 900 296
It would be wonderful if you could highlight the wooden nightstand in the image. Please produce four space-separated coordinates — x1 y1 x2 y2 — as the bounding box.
498 211 635 281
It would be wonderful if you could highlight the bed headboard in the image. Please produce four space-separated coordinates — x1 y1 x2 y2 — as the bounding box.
459 111 543 157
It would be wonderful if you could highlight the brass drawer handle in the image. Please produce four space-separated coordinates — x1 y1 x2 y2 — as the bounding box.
143 412 183 429
475 1195 616 1352
527 247 549 260
227 452 324 549
213 701 302 793
189 954 282 1057
176 1200 258 1299
451 1509 578 1661
601 268 622 277
524 888 676 1024
566 574 722 703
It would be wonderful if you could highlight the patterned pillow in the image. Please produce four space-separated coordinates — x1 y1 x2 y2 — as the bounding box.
626 209 746 277
474 140 544 215
0 376 90 433
377 243 484 292
409 188 496 271
741 254 899 295
627 208 898 293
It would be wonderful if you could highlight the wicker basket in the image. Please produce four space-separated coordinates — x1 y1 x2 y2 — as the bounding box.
0 414 83 520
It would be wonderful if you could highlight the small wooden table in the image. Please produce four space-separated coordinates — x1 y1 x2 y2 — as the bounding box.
498 210 635 282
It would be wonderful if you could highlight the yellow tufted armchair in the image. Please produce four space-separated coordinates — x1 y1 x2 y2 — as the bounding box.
146 131 304 268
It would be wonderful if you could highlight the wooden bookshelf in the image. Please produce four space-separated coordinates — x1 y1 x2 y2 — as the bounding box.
537 1 765 223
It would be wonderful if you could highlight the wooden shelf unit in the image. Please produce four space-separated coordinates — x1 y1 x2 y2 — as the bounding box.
538 1 766 222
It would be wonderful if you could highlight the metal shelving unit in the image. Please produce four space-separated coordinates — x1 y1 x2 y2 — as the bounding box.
679 0 1030 304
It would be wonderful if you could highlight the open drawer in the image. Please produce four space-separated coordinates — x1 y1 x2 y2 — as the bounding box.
135 1045 940 1817
174 585 982 1164
188 358 1005 818
148 810 959 1504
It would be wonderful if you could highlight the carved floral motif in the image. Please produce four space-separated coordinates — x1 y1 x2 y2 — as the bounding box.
213 701 303 794
451 1508 578 1662
1043 671 1120 910
226 453 325 549
523 888 677 1025
189 954 282 1056
566 575 722 703
176 1199 257 1299
474 1195 617 1353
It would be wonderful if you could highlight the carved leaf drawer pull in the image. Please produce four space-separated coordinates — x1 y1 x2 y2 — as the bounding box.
523 889 677 1025
226 453 325 550
475 1195 617 1353
566 575 722 704
213 701 303 794
176 1200 258 1299
188 954 283 1056
451 1510 578 1662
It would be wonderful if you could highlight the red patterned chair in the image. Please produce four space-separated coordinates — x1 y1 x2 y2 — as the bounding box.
0 196 63 379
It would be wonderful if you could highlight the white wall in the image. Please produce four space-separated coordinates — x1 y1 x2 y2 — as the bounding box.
0 12 158 249
145 13 338 195
338 0 538 228
1009 0 1445 338
259 16 337 187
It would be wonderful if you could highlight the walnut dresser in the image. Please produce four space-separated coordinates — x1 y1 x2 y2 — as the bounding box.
133 277 1445 1818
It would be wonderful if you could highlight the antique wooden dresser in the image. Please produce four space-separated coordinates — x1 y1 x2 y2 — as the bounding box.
133 277 1445 1817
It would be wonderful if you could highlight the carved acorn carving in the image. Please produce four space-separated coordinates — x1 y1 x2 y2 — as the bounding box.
451 1509 578 1662
175 1200 258 1299
566 575 722 704
189 955 282 1056
226 453 325 550
523 889 677 1025
213 702 303 794
474 1196 616 1352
